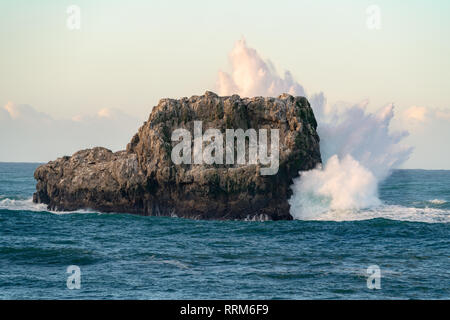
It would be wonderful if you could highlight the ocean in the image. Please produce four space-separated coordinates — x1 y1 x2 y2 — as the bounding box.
0 162 449 299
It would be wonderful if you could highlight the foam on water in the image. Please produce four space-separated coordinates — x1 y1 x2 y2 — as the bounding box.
288 99 414 221
289 155 382 213
0 197 47 212
0 197 97 215
428 199 447 205
293 204 450 224
1 196 448 224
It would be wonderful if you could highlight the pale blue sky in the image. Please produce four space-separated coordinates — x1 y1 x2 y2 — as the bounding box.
1 0 449 168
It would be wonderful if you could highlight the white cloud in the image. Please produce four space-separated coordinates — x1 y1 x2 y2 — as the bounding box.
71 107 131 122
0 106 10 121
435 109 450 121
97 108 113 119
0 103 141 162
403 106 428 123
394 105 450 169
4 102 51 121
402 105 450 124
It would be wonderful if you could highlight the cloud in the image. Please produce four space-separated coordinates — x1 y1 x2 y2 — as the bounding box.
403 106 429 123
435 109 450 120
402 105 450 125
0 106 10 121
394 105 450 169
0 103 141 162
4 102 51 121
217 38 306 97
71 107 132 122
97 108 114 119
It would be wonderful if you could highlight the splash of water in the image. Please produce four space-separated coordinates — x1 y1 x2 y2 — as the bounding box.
218 38 306 98
0 197 97 215
289 155 381 218
218 39 413 220
0 197 49 212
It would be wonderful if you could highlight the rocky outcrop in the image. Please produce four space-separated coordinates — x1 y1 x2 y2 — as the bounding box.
33 91 321 220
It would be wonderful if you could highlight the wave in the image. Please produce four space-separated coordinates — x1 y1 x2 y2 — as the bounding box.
216 40 418 223
427 199 447 205
0 197 97 215
288 100 412 221
290 203 450 224
1 196 448 224
0 198 48 212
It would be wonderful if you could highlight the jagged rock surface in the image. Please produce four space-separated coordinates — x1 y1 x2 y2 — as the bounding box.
33 92 321 220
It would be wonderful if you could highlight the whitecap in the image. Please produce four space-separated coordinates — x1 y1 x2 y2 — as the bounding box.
0 197 48 212
290 203 450 224
0 197 98 215
427 199 447 205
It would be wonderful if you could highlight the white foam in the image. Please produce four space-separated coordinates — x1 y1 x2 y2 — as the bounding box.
289 101 412 221
0 197 97 215
428 199 447 205
0 198 48 212
289 155 381 217
293 204 450 224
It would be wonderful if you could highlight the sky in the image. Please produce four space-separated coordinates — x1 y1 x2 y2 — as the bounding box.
1 0 449 168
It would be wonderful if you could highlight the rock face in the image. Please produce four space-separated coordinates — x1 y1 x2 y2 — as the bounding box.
33 92 321 220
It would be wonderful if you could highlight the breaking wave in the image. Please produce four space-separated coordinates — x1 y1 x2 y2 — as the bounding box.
288 99 412 221
218 39 418 222
0 197 97 215
0 198 48 212
428 199 447 205
292 204 450 224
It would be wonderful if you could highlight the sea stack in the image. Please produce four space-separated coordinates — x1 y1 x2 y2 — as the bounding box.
33 91 321 220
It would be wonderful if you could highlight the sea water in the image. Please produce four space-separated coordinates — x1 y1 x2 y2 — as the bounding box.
0 163 448 299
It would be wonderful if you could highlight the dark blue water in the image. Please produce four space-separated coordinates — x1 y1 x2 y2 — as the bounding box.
0 163 449 299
